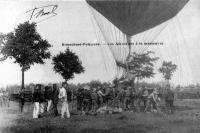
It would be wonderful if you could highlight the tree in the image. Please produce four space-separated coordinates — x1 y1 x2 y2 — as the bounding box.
88 80 102 89
1 21 51 90
129 51 159 79
117 51 159 88
52 48 84 82
158 61 177 83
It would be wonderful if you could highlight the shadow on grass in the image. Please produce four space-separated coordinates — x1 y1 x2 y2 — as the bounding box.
3 124 147 133
2 114 151 133
117 115 129 120
79 127 146 133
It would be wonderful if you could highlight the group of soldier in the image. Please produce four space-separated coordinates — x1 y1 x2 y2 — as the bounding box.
0 90 10 107
75 84 174 114
31 83 61 118
17 82 174 119
76 85 133 113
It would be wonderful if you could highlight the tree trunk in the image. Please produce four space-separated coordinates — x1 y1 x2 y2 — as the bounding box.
21 67 24 90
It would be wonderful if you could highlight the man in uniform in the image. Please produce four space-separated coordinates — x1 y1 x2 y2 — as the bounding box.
118 87 125 109
130 87 136 110
33 84 42 118
123 86 131 110
165 84 174 114
39 85 45 115
97 86 105 108
77 87 84 111
105 85 114 107
91 88 98 112
52 84 59 116
83 85 91 113
59 82 70 118
3 90 10 107
44 86 52 112
144 88 160 113
142 87 149 111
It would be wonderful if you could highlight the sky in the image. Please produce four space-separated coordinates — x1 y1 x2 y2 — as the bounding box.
0 0 200 87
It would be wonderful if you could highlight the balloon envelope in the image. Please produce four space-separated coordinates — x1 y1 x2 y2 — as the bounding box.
87 0 189 36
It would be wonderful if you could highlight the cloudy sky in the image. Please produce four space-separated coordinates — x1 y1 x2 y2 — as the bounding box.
0 0 200 87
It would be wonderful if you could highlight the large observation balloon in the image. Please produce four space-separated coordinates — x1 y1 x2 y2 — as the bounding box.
86 0 189 80
87 0 189 36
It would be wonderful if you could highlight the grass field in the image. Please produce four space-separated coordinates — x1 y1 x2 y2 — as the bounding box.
1 99 200 133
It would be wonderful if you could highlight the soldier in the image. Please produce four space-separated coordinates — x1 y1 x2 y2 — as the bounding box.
142 87 149 111
52 84 59 116
5 90 10 107
83 85 92 113
91 88 98 112
0 90 3 107
59 82 70 118
2 90 10 107
105 85 114 106
39 85 45 115
130 87 136 110
112 89 119 108
123 86 131 110
66 87 72 109
33 84 42 118
165 84 174 114
153 88 161 112
110 85 116 107
144 88 160 113
77 87 84 111
144 88 151 112
44 86 52 112
118 87 125 109
96 86 105 108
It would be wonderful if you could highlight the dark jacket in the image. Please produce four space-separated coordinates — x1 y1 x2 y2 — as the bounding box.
33 90 42 102
52 89 59 104
165 89 174 101
66 89 72 102
77 88 84 98
44 87 52 100
84 90 91 100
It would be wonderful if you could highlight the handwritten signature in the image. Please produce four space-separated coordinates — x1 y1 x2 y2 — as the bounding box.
26 5 58 21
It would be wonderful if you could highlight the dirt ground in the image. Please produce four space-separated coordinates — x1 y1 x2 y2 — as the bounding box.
1 99 200 133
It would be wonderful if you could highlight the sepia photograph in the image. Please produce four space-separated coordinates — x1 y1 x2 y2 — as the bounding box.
0 0 200 133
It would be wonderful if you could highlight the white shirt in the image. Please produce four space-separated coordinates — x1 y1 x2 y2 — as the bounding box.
149 91 160 103
59 87 67 101
97 90 105 97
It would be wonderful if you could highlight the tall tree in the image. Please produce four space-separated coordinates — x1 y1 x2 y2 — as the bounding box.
52 48 84 82
1 21 51 90
158 61 177 83
117 51 159 88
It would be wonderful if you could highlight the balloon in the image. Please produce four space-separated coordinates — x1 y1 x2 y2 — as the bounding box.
87 0 189 36
87 0 189 80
